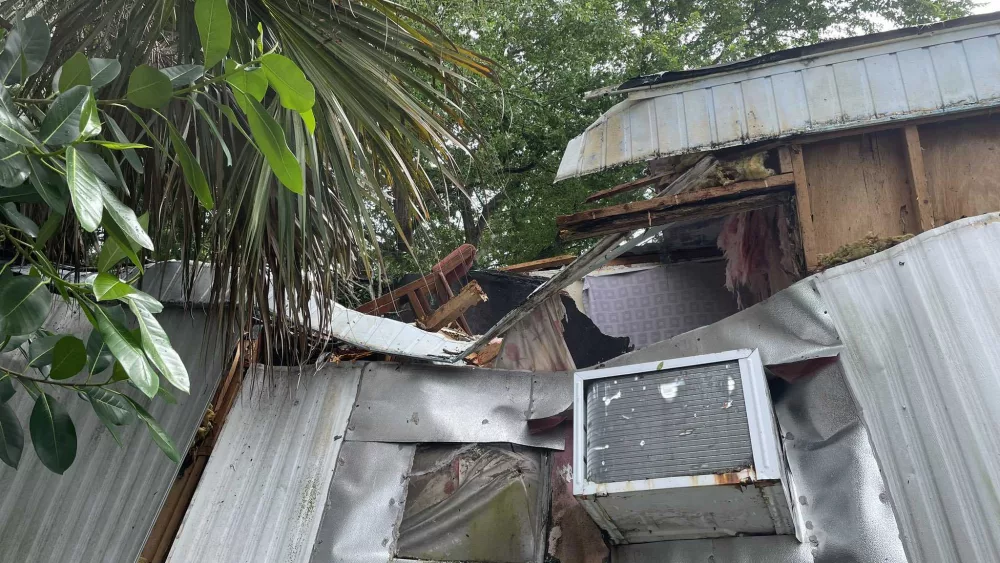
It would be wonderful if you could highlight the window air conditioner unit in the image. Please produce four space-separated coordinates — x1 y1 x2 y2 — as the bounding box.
573 349 799 544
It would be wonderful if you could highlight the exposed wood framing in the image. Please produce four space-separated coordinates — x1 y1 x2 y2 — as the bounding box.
557 174 794 241
790 144 819 270
417 281 487 332
358 272 438 318
777 147 793 173
561 192 792 240
901 125 936 232
584 172 673 203
500 254 577 273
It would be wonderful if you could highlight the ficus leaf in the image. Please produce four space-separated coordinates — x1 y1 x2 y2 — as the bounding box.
93 305 159 398
0 401 23 469
166 123 214 209
30 393 77 474
38 85 90 145
97 211 148 272
27 334 62 367
162 64 205 87
0 140 29 187
1 203 38 237
58 52 91 91
225 60 266 114
0 275 52 336
0 16 51 84
88 58 121 89
84 387 134 426
301 109 316 135
260 53 315 113
195 0 232 68
104 114 144 174
0 373 14 402
65 146 105 232
100 182 153 250
93 272 135 301
90 141 150 150
27 156 69 215
49 336 87 380
0 102 37 146
244 97 304 194
128 299 190 393
123 395 179 463
126 65 172 109
85 330 114 375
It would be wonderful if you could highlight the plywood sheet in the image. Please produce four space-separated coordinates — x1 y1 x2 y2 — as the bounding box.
802 132 917 255
919 115 1000 224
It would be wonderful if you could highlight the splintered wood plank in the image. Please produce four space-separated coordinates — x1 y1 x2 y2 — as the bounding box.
417 281 487 332
558 173 794 230
559 192 791 241
500 255 577 273
901 125 935 232
584 173 673 203
790 144 819 270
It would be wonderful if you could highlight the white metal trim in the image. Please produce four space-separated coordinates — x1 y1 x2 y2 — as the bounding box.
740 349 784 480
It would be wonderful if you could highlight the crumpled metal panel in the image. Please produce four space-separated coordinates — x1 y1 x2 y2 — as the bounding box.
556 19 1000 180
0 302 223 563
815 213 1000 563
600 279 842 369
345 363 565 449
167 363 362 563
396 444 546 562
310 441 415 563
611 362 905 562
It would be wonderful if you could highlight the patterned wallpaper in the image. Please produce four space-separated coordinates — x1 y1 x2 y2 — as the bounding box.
583 261 738 349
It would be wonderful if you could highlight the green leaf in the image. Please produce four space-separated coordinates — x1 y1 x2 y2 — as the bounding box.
65 146 104 232
195 0 232 68
93 273 135 301
39 85 90 145
261 53 316 113
77 151 119 187
27 334 61 367
86 330 114 375
126 289 163 314
162 64 205 87
91 141 150 150
104 115 143 174
1 203 38 237
0 16 51 84
244 97 304 194
49 336 87 380
33 212 62 249
88 58 121 89
80 94 102 138
126 65 172 109
84 388 134 425
166 123 214 209
192 102 232 166
225 60 266 114
29 393 76 474
156 385 177 404
0 275 52 336
0 183 41 205
0 103 37 146
0 139 29 187
0 401 23 469
93 305 158 398
128 300 190 393
301 109 316 135
100 182 154 250
109 361 129 382
58 52 91 91
0 373 14 402
0 333 29 354
27 156 68 215
97 211 147 272
123 395 179 463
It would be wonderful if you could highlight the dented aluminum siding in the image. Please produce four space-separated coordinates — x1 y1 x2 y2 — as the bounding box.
557 18 1000 180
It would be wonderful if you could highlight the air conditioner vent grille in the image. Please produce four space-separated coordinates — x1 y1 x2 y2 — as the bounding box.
585 361 753 483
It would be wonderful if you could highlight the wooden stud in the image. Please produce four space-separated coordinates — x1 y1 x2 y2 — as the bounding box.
557 173 795 231
790 144 820 270
418 281 487 332
500 254 577 273
901 125 936 232
584 172 673 203
777 147 793 173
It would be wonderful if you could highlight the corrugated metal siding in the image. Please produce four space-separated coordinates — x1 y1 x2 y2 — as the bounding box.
585 362 751 483
167 363 362 563
0 303 223 563
815 213 1000 563
557 20 1000 180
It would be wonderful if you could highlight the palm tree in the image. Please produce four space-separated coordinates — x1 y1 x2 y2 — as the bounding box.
1 0 494 361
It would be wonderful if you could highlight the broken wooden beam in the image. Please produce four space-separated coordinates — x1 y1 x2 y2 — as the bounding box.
584 172 673 203
559 192 792 241
417 280 487 332
500 254 577 273
557 173 794 234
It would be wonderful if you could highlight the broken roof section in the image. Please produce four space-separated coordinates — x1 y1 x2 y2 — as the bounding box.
556 12 1000 180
